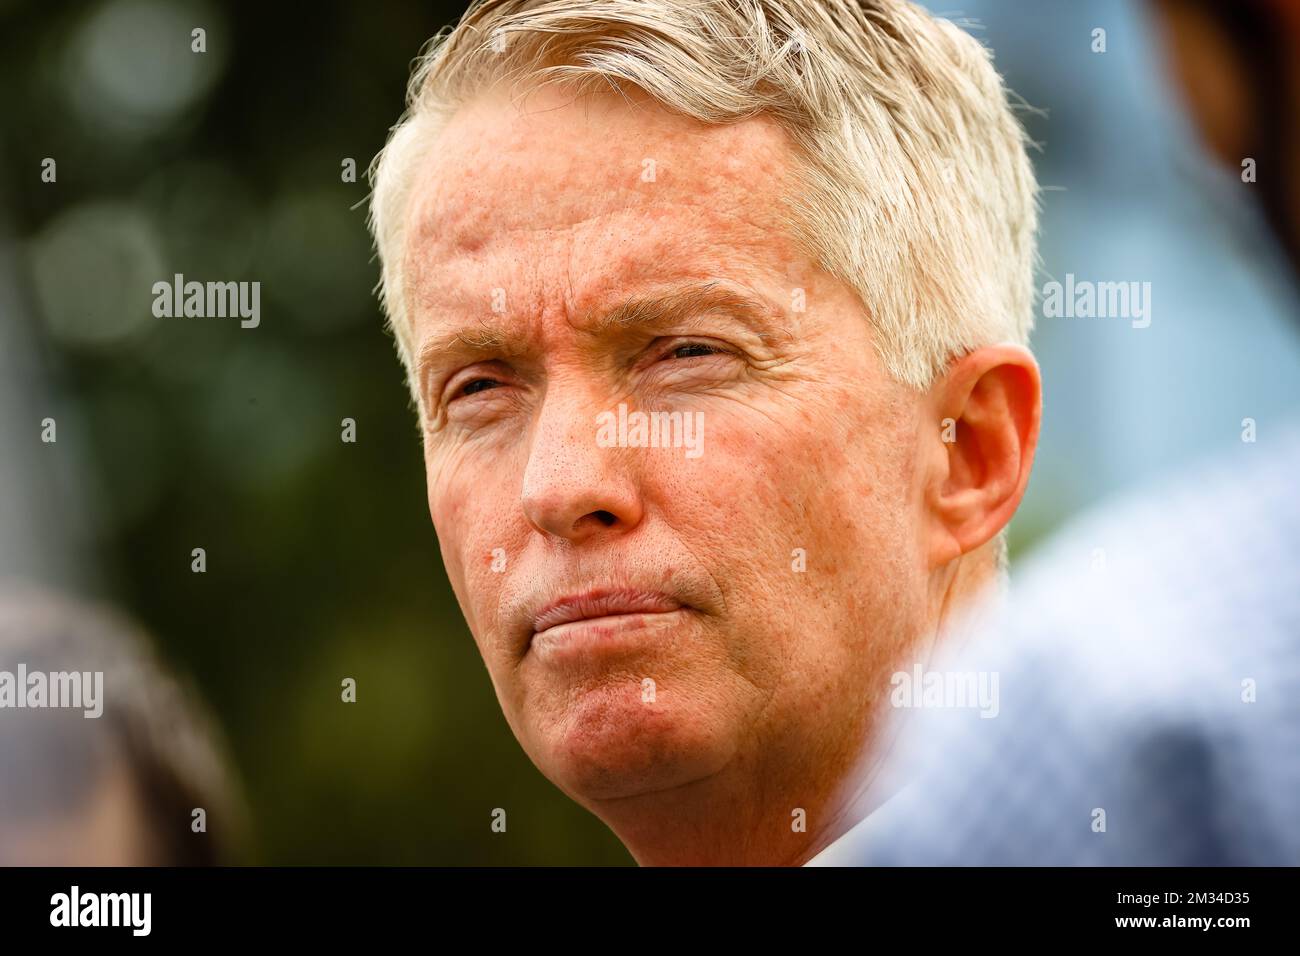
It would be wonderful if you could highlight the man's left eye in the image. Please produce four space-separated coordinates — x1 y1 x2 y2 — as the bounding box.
668 342 726 359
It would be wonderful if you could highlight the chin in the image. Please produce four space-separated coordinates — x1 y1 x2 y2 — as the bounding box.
531 677 735 802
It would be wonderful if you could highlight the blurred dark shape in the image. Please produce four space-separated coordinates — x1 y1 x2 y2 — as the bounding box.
1152 0 1300 282
0 584 244 865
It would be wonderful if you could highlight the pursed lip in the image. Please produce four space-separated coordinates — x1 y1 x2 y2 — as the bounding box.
531 588 684 639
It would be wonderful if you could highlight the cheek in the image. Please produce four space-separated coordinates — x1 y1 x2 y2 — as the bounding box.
670 398 917 610
704 410 904 534
425 443 510 619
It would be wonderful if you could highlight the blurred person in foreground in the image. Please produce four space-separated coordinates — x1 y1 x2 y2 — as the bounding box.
368 0 1042 865
810 0 1300 866
0 585 242 865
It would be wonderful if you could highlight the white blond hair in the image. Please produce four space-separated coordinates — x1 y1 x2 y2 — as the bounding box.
369 0 1039 395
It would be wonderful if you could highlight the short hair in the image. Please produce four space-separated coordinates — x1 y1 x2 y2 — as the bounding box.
0 585 243 865
369 0 1039 398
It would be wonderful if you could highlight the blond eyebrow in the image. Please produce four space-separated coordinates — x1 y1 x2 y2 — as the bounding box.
587 281 781 338
415 279 787 378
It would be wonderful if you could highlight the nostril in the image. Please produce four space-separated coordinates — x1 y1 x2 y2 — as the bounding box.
592 510 617 527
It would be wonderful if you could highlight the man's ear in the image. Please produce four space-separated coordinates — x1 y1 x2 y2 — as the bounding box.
922 345 1041 567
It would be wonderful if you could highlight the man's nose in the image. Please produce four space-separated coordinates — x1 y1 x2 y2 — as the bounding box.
521 393 644 542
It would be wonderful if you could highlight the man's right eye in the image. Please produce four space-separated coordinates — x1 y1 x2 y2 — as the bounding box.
457 378 503 398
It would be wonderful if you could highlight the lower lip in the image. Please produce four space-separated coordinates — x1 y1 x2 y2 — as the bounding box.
530 609 690 664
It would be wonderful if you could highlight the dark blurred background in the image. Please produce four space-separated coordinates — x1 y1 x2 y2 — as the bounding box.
2 0 1297 864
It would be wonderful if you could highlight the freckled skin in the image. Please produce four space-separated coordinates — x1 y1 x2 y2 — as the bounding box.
405 85 938 865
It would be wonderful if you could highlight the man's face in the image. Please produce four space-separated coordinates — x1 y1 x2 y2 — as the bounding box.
404 85 931 811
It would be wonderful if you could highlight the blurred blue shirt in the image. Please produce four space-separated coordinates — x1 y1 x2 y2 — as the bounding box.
809 423 1300 866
